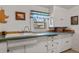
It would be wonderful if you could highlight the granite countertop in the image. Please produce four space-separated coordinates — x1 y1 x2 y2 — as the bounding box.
0 32 74 42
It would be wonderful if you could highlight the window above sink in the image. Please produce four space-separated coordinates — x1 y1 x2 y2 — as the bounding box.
30 10 49 29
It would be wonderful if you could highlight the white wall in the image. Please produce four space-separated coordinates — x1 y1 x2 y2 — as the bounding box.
68 6 79 32
50 5 79 32
68 6 79 51
0 5 49 32
52 6 69 27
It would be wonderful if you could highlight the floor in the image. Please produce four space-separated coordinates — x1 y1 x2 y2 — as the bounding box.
62 49 79 53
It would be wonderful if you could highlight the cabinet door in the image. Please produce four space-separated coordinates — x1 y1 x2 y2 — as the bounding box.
0 42 7 53
53 38 71 53
7 40 26 53
48 40 53 50
8 46 24 53
48 36 72 53
26 41 48 53
72 33 79 51
47 36 63 53
53 39 63 53
61 37 72 51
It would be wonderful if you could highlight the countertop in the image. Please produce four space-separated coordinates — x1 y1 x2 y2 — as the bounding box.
0 32 74 42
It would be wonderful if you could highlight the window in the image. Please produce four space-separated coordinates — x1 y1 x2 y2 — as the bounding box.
31 10 49 22
30 10 49 29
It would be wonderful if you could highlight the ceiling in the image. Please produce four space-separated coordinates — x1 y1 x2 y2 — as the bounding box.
39 5 53 9
39 5 76 9
58 5 76 9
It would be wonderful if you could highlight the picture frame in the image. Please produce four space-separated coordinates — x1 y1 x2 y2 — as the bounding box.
16 12 25 20
71 16 78 25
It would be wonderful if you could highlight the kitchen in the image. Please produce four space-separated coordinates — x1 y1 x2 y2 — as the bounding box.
0 5 78 53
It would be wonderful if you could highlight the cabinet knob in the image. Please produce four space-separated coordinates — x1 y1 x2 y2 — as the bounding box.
52 40 53 41
51 50 54 53
56 42 59 44
52 44 53 46
66 41 69 43
7 49 10 52
45 45 48 47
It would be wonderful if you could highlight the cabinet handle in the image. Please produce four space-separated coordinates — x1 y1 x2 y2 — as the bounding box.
52 44 53 46
66 41 69 43
45 45 48 47
56 42 59 44
51 50 54 53
7 49 10 52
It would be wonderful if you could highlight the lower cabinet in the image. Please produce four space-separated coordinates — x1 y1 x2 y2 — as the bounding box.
6 36 72 53
71 33 79 52
48 36 72 53
7 37 48 53
0 42 7 53
61 37 72 52
25 41 48 53
7 46 25 53
48 39 63 53
7 40 26 53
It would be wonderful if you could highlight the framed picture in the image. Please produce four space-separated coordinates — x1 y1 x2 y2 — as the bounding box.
16 12 25 20
71 16 78 25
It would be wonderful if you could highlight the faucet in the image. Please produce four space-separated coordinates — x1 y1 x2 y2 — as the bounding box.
24 26 30 32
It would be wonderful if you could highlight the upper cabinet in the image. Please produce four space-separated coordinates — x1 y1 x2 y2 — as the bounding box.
51 6 69 27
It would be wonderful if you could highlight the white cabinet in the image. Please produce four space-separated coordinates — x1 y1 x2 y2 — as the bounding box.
48 36 72 53
0 42 7 53
53 6 69 27
53 38 71 53
25 37 48 53
8 46 24 53
5 34 72 53
48 37 63 53
72 33 79 51
52 39 63 53
61 37 72 52
26 41 47 53
7 37 48 53
7 39 37 53
7 40 26 53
